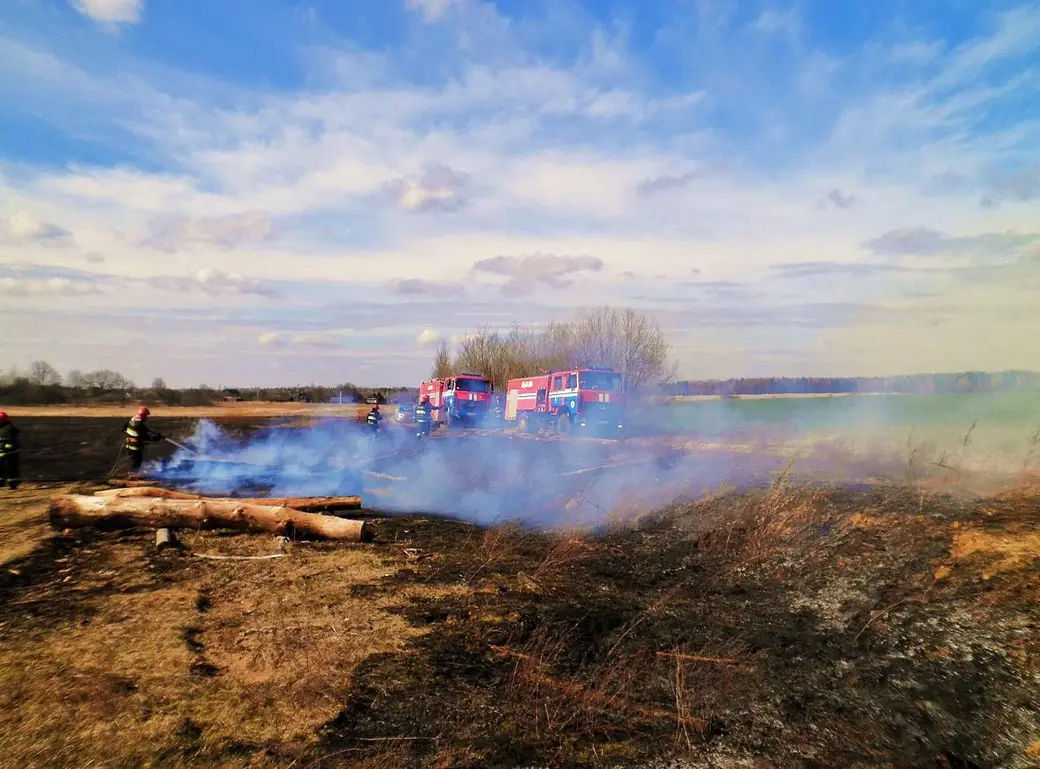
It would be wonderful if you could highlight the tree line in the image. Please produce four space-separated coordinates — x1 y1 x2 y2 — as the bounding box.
662 371 1040 397
0 362 407 407
432 306 674 390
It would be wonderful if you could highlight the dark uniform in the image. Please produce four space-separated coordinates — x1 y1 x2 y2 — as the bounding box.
415 399 432 437
366 406 382 435
0 415 20 490
124 412 162 471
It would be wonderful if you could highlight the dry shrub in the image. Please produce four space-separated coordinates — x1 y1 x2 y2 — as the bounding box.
478 521 524 564
496 629 701 747
532 531 594 582
738 487 824 565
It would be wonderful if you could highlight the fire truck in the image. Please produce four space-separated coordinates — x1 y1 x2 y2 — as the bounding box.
503 366 625 437
420 373 494 427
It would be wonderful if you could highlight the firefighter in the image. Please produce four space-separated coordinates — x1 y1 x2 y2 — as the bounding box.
0 412 20 491
415 395 432 437
124 406 163 472
365 403 382 435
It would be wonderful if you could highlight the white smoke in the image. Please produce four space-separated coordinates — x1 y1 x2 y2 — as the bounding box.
146 417 874 528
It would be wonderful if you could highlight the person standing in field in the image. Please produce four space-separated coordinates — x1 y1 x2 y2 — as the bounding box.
0 412 20 490
366 404 382 435
124 406 163 473
415 395 432 437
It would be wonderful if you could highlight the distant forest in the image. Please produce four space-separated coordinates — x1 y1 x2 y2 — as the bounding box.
2 358 1038 407
662 370 1040 397
0 361 411 406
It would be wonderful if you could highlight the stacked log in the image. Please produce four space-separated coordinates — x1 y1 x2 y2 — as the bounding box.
93 487 362 512
50 488 371 542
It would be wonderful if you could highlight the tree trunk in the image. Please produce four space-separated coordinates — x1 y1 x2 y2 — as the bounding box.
93 487 363 512
50 495 370 541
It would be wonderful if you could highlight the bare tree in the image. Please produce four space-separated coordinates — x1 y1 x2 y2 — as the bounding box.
82 369 133 391
439 307 673 390
151 377 168 390
67 369 84 389
570 307 672 388
29 360 62 387
431 341 453 379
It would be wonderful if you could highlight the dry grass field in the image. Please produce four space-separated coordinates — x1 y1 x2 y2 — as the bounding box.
1 413 1039 767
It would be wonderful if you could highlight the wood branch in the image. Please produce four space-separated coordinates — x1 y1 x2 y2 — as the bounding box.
50 495 370 542
193 552 286 561
654 651 745 666
94 487 362 511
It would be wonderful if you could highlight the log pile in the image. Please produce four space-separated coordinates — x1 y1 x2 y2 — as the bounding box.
50 487 372 543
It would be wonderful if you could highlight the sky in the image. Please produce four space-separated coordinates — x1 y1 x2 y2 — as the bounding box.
0 0 1038 388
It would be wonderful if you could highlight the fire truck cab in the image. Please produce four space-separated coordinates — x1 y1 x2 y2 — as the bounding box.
503 366 625 437
420 373 493 427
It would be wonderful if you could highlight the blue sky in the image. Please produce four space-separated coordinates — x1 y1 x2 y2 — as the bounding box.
1 0 1038 387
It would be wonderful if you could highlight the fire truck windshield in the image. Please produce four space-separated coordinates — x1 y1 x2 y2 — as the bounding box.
455 378 490 393
579 371 622 391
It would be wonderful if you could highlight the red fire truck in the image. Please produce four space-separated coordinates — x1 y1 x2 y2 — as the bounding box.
503 366 625 437
419 373 494 427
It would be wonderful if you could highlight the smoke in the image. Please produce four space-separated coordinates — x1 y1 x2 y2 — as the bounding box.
143 393 1005 529
147 417 814 528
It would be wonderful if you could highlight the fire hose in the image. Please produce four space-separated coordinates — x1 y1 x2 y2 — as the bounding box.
163 436 197 455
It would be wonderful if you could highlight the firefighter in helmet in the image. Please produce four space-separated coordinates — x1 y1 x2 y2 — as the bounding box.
0 411 20 490
365 403 382 435
124 406 163 472
415 395 432 437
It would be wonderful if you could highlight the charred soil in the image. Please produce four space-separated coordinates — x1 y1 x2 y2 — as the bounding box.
0 417 1038 767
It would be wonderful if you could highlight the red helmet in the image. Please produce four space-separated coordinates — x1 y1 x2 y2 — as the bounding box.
0 411 7 423
136 406 150 418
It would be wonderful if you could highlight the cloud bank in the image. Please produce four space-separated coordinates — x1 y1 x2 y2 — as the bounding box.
0 1 1037 385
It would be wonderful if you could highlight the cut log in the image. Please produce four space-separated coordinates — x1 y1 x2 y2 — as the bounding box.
50 495 370 542
97 488 198 500
93 487 362 511
156 528 178 549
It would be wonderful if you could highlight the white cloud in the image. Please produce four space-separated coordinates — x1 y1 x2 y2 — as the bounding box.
257 332 285 347
0 276 101 296
416 328 441 346
144 212 275 251
0 212 72 247
384 164 470 213
290 332 341 349
1 2 1038 384
71 0 143 28
386 278 466 297
405 0 463 23
151 268 278 297
472 253 605 295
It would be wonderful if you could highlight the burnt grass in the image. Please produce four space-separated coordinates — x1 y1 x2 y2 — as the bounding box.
302 484 1040 768
9 417 259 483
4 417 1040 767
